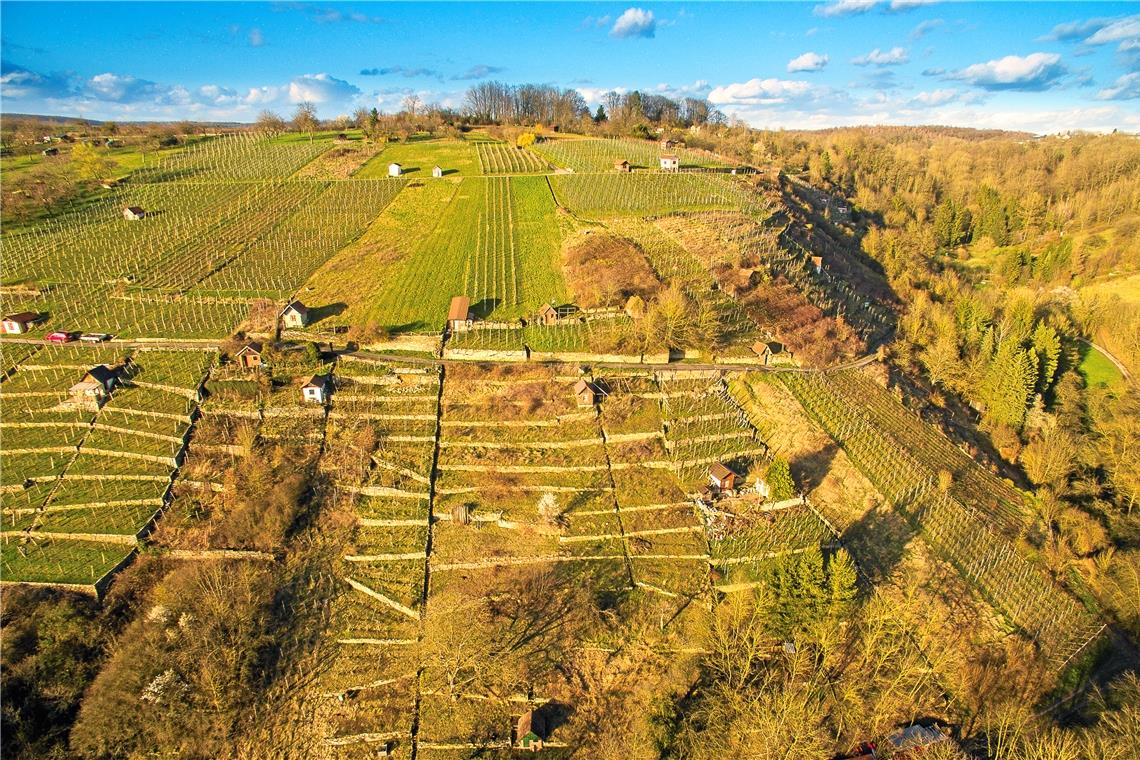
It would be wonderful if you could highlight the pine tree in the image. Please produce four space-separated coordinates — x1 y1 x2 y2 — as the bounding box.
827 548 858 609
978 337 1037 429
1031 321 1061 396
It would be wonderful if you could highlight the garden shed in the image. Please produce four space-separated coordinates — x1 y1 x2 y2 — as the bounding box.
2 312 40 334
123 206 146 221
447 296 472 333
752 341 785 365
302 374 330 403
83 364 119 393
537 303 558 325
709 462 738 492
432 165 444 178
614 159 631 172
388 162 402 177
573 379 598 407
281 300 310 329
235 341 264 370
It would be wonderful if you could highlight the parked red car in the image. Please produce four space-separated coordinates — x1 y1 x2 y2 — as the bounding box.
44 331 78 344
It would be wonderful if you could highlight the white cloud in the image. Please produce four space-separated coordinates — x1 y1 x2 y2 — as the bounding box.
947 52 1067 91
287 73 361 104
889 0 938 10
911 19 944 40
787 52 830 72
910 88 959 106
249 28 264 47
1085 16 1140 48
814 0 879 18
1097 72 1140 100
852 47 909 66
611 8 656 39
708 78 818 106
575 86 627 104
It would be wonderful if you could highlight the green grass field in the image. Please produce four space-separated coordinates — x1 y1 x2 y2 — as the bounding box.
301 175 568 332
356 138 481 178
1078 343 1125 388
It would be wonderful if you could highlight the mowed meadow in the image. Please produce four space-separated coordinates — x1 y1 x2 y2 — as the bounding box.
2 131 760 338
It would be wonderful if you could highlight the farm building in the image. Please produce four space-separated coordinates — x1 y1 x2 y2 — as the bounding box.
537 303 559 325
573 379 598 407
2 312 40 334
302 374 330 403
811 255 823 273
41 147 59 156
660 138 678 150
447 296 473 333
432 166 444 178
280 300 310 329
614 159 631 173
122 206 146 221
514 709 546 752
709 462 738 492
234 341 264 370
388 162 402 177
659 154 679 171
752 341 786 365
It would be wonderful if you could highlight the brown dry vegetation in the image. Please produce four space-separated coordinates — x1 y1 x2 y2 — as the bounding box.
739 277 862 365
562 230 661 309
293 142 381 179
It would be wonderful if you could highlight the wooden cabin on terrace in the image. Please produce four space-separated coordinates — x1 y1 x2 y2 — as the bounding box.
573 379 599 407
709 462 738 492
234 341 264 370
537 303 559 325
751 341 786 366
614 159 631 172
302 374 330 403
2 312 41 334
280 300 310 329
447 296 473 333
69 365 120 406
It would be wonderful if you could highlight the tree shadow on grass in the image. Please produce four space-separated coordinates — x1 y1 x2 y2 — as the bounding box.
792 441 838 493
307 302 346 324
471 298 501 320
841 500 917 586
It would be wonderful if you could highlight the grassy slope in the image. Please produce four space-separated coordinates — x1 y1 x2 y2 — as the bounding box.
355 139 481 178
1078 343 1125 388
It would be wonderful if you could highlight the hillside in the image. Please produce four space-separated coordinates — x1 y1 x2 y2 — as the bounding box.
1 121 1138 759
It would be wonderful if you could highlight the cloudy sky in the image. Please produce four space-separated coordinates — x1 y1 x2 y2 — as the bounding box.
2 1 1138 133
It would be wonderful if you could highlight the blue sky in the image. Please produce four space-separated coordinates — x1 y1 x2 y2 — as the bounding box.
2 1 1138 133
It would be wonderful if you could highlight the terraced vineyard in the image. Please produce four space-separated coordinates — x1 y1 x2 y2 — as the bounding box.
2 347 213 592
